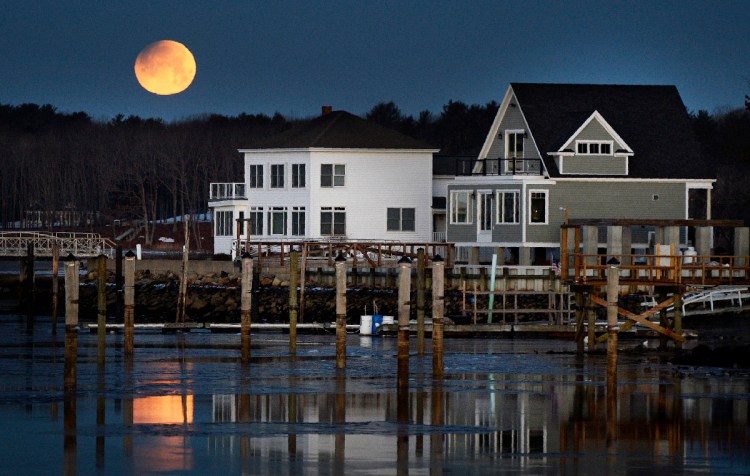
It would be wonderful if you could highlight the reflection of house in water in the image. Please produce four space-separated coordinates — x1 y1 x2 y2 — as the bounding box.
201 373 749 468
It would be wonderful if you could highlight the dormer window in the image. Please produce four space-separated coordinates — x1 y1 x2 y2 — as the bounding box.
576 140 612 155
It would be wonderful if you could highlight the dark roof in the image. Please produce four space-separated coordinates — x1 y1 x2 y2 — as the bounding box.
510 83 711 179
245 110 435 150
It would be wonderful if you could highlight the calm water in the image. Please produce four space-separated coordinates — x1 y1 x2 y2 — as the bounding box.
0 314 748 475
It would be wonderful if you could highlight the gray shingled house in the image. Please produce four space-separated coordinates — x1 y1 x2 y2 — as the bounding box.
445 83 714 265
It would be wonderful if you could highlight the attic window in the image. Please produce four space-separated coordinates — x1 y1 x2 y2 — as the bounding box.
576 140 612 155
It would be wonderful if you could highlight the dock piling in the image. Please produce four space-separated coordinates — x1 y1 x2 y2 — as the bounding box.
63 253 79 392
606 260 620 446
123 251 135 357
417 248 425 356
335 253 347 369
397 256 412 389
240 252 253 364
96 254 107 366
289 250 299 355
432 256 445 379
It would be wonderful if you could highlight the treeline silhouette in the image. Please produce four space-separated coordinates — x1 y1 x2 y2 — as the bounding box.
0 100 748 247
0 100 498 246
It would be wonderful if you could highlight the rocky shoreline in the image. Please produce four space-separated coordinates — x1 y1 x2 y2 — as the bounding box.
0 269 557 324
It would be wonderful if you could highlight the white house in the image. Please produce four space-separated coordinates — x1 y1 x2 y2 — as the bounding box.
209 109 439 256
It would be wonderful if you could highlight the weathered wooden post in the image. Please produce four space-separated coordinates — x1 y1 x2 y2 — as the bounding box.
289 250 299 355
397 256 412 388
574 291 585 355
587 292 597 352
51 243 60 335
124 250 135 357
417 248 426 356
64 253 79 392
115 245 123 322
97 254 107 366
176 216 189 323
606 258 620 446
25 242 35 318
432 255 445 380
673 289 683 349
335 252 347 369
241 252 253 364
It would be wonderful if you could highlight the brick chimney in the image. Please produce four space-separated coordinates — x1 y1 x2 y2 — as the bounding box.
321 105 333 116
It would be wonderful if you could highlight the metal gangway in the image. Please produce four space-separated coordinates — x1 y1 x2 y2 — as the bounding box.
0 231 117 258
674 285 750 316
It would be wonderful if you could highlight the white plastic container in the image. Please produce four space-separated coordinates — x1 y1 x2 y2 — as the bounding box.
382 316 395 325
359 315 373 335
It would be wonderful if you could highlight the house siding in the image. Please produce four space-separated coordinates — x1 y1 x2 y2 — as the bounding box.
308 150 432 241
485 94 539 160
448 180 688 246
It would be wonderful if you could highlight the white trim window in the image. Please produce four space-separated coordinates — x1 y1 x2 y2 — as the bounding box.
576 140 613 155
387 208 415 231
249 165 263 188
450 191 473 224
497 190 520 224
505 130 526 173
292 206 305 236
321 164 345 187
215 210 233 236
249 207 264 236
529 190 548 225
292 164 306 188
270 164 285 188
321 206 346 235
268 206 287 235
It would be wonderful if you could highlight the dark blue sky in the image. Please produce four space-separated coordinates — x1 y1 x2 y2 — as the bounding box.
2 1 749 122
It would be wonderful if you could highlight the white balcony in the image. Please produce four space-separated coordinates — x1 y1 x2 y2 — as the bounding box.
210 182 246 200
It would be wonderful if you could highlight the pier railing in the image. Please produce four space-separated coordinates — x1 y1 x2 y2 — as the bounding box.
568 253 750 286
0 231 117 258
233 239 454 268
209 182 246 200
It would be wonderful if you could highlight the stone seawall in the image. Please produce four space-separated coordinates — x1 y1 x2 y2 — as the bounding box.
0 268 557 324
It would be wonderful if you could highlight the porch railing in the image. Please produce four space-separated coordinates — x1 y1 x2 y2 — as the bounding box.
209 182 246 200
456 158 543 176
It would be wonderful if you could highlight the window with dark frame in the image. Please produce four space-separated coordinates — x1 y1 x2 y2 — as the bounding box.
292 164 306 188
249 165 263 188
387 208 415 231
270 164 285 188
321 207 346 235
292 206 305 236
497 190 520 224
249 207 263 236
321 164 345 187
529 191 547 224
215 210 233 236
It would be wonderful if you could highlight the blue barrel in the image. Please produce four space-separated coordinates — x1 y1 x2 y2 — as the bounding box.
372 314 383 334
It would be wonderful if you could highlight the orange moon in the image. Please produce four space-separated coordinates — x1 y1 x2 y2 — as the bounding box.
134 40 196 95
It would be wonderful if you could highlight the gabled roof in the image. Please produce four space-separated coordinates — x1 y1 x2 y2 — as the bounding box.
510 83 711 179
244 110 436 150
557 110 633 155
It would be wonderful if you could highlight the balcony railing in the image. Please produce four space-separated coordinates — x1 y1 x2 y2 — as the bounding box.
210 182 246 200
456 158 543 176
